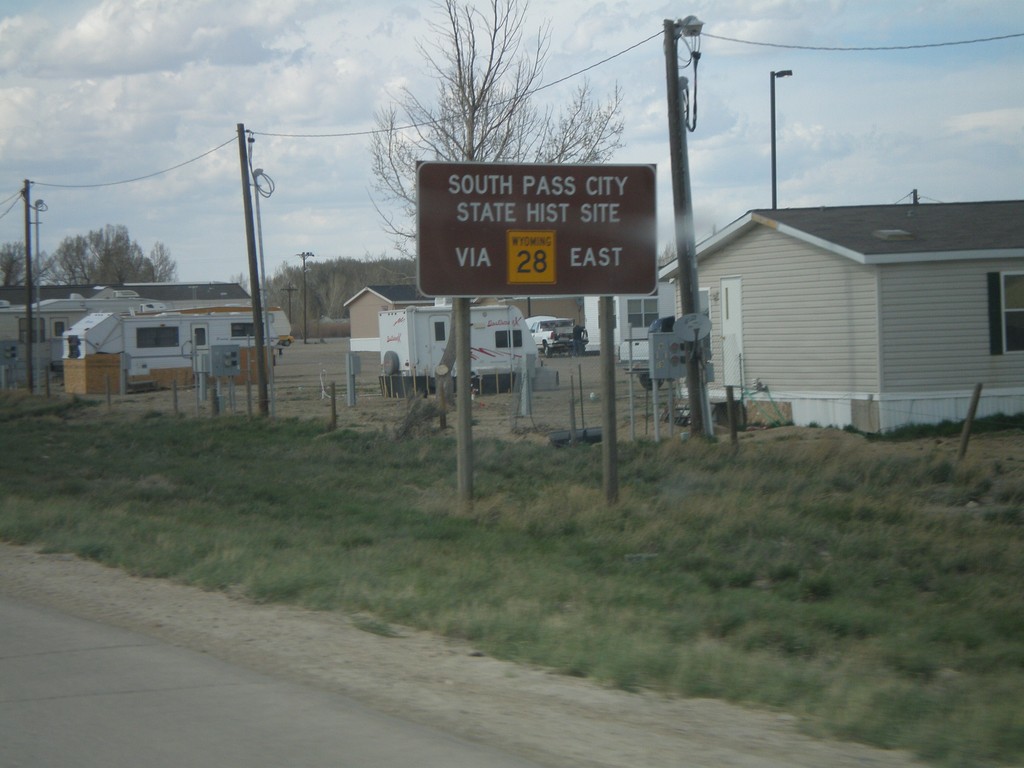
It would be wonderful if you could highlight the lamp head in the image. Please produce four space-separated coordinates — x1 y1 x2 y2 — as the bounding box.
773 70 793 79
679 15 704 37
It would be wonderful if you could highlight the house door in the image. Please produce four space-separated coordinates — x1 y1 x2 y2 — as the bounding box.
720 277 744 387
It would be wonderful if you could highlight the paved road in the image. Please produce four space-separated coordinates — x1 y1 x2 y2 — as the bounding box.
0 594 546 768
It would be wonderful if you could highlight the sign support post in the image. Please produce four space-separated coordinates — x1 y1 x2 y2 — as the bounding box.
455 297 473 506
599 297 618 503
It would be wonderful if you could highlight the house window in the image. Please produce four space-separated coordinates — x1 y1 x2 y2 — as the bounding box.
495 329 523 349
626 298 660 330
136 326 179 348
17 317 45 343
1003 273 1024 352
231 322 256 338
989 272 1024 354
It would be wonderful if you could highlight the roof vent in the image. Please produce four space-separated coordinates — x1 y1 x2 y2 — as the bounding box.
873 228 915 241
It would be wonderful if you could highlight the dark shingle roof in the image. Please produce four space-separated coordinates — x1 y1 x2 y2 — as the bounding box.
757 200 1024 256
0 282 248 306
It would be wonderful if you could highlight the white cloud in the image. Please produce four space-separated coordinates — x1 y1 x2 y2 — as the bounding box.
0 0 1021 282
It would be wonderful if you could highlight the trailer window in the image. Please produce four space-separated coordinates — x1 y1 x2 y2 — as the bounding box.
626 298 660 330
231 322 256 338
433 321 446 342
495 330 523 349
17 317 45 343
136 326 179 348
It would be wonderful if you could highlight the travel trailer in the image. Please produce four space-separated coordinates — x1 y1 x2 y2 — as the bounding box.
0 293 169 379
62 309 277 395
581 281 677 362
378 304 530 397
142 304 292 345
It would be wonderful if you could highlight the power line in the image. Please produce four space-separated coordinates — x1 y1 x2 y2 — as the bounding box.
0 191 22 222
536 30 662 92
704 30 1024 52
15 24 1023 185
253 31 663 140
32 137 237 190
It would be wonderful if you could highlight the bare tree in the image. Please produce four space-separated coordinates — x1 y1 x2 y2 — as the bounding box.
0 242 24 286
370 0 624 253
50 225 178 284
146 242 178 282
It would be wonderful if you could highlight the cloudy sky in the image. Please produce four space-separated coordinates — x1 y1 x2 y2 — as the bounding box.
1 0 1022 286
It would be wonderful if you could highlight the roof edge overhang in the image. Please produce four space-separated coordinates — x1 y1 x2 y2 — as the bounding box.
691 212 1024 269
863 247 1024 265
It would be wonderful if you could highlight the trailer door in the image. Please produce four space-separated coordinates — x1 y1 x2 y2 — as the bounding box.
191 322 210 375
425 313 450 371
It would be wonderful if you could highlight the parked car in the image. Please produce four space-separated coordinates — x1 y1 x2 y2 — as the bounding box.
526 316 577 357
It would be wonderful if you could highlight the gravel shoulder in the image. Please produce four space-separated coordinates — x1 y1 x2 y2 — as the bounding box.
0 543 927 768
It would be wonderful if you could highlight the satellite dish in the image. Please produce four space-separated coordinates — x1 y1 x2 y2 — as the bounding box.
676 313 711 340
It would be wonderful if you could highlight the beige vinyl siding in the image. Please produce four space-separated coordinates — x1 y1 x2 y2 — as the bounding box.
700 228 880 392
878 259 1024 392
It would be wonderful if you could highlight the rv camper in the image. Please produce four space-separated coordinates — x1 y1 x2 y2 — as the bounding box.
378 304 530 397
0 293 169 382
582 281 677 362
62 309 272 395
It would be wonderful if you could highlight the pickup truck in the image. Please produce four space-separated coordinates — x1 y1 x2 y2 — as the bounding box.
526 316 578 357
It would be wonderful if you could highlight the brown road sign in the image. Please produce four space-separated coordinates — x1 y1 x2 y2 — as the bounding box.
417 162 657 297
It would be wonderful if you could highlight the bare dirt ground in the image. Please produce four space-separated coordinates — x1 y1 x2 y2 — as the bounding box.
12 339 1017 766
59 338 743 442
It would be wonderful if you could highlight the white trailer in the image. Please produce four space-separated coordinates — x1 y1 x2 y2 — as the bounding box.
0 294 169 380
582 281 677 362
378 304 530 396
62 309 269 394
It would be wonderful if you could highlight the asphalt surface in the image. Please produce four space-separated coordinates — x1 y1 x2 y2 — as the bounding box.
0 594 547 768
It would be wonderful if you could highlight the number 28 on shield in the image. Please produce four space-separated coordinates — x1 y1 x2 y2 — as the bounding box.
506 230 556 285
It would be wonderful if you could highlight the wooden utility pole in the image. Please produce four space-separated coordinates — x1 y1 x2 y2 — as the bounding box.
455 297 473 506
664 19 711 438
236 124 269 416
22 179 33 393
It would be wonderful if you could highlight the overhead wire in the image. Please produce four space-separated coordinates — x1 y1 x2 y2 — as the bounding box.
703 30 1024 51
10 25 1022 184
0 190 23 222
32 136 237 190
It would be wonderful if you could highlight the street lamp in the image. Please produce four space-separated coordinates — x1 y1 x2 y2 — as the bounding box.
770 69 793 210
32 200 47 303
297 252 315 343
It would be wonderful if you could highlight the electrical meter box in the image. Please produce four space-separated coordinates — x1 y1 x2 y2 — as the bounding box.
210 344 241 377
648 332 686 380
